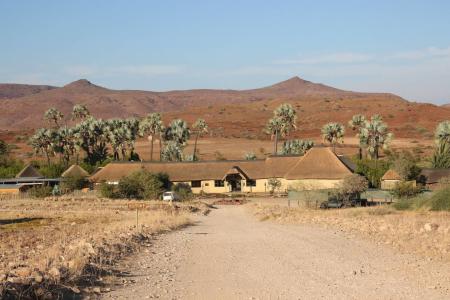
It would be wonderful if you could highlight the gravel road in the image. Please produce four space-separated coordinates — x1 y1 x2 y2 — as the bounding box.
103 205 450 299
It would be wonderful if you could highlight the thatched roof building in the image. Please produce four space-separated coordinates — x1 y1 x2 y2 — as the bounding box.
284 148 353 180
16 164 43 178
61 165 89 178
89 147 354 193
381 169 402 181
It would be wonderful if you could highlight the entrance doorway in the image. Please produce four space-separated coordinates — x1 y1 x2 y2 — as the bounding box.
225 174 242 192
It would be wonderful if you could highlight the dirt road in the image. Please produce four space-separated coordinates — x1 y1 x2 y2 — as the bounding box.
104 205 450 299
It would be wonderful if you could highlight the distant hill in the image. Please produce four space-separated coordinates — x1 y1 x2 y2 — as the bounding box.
0 83 56 99
0 76 448 139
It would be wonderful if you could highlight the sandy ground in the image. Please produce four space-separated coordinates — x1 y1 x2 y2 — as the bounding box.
102 205 450 299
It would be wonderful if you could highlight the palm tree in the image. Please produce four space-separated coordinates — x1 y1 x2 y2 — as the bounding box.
360 115 393 160
139 113 164 161
435 120 450 145
44 108 64 128
73 117 109 164
348 114 366 159
53 126 77 165
71 104 90 121
321 122 345 153
105 119 127 160
161 119 190 162
125 117 140 160
191 118 208 161
161 141 184 162
265 104 297 154
281 139 314 155
244 152 257 160
30 128 54 165
164 119 190 145
431 121 450 168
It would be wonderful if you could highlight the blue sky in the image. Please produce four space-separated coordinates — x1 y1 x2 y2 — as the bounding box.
1 1 450 103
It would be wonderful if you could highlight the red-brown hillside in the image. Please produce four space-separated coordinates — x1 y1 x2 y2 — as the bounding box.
0 77 448 139
0 83 56 99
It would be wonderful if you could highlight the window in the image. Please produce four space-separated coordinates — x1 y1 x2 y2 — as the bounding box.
214 180 225 187
191 180 201 188
247 179 256 187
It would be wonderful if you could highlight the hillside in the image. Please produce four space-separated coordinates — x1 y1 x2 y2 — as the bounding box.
0 77 448 139
0 83 56 99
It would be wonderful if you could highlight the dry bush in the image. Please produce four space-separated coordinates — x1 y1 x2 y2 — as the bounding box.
0 197 199 298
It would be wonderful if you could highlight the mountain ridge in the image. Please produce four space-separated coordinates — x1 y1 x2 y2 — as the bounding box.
0 76 447 139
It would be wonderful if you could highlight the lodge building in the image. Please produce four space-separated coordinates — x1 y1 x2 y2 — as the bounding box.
90 147 355 193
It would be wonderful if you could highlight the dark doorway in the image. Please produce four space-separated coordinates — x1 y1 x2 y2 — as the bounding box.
225 174 242 192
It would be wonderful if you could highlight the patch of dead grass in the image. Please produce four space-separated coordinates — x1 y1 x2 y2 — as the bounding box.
0 197 201 298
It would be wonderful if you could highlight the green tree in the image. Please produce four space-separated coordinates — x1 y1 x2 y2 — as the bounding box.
281 139 314 155
431 121 450 168
139 113 164 161
117 170 165 199
244 152 257 160
29 128 54 165
71 104 90 121
321 122 345 152
191 118 208 161
355 158 390 188
161 141 184 161
392 151 421 180
265 104 297 154
44 107 64 128
348 114 366 159
53 127 77 166
164 119 190 145
268 178 282 194
360 115 393 160
73 117 109 165
162 119 190 161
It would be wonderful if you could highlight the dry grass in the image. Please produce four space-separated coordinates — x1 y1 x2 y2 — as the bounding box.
249 203 450 262
0 196 205 298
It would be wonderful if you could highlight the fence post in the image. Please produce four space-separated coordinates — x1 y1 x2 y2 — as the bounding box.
136 207 139 232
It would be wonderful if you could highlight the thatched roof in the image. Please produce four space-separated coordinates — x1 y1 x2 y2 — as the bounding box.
265 155 302 178
419 168 450 184
381 169 402 181
16 164 43 178
222 166 249 180
61 165 89 178
90 147 355 183
284 147 353 180
90 160 268 183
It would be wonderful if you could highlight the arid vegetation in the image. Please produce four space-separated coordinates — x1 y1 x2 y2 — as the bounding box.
0 196 211 298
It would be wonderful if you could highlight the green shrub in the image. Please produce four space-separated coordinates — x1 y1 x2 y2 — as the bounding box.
172 183 193 201
429 187 450 211
392 199 413 210
28 185 52 198
354 158 390 188
117 170 165 199
38 163 66 178
61 175 88 193
391 181 422 199
99 182 119 198
0 157 24 178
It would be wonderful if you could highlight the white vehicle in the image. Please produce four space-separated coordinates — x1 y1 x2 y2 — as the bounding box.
162 191 180 201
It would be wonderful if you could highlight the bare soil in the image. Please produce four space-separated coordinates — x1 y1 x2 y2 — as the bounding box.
103 205 450 299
